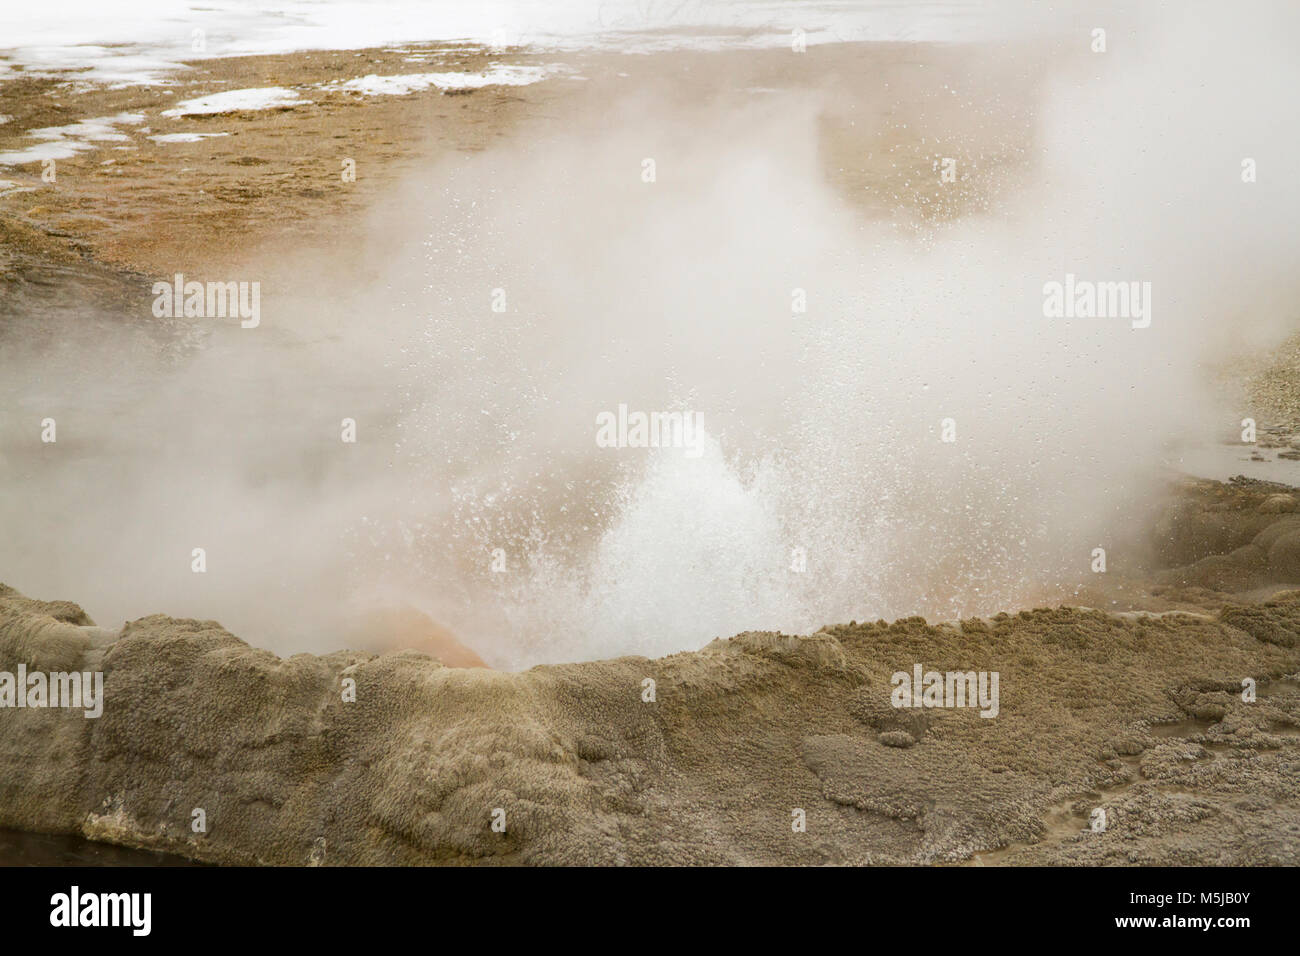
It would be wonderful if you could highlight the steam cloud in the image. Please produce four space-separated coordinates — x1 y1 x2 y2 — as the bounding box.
2 1 1298 668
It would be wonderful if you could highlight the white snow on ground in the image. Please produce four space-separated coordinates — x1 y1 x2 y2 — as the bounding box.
0 113 144 166
0 1 1000 165
328 64 558 96
8 45 194 87
160 87 312 117
0 64 555 166
0 1 994 87
148 132 230 143
0 179 36 196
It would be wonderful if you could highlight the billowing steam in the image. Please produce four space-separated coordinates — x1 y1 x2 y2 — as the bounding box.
2 1 1298 668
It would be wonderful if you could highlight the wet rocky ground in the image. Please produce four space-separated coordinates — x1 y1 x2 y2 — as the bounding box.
2 475 1298 866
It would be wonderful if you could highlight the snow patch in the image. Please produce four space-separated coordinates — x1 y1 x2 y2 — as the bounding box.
0 112 143 166
148 131 231 143
327 64 558 97
160 87 310 117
